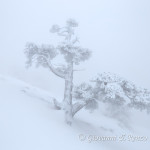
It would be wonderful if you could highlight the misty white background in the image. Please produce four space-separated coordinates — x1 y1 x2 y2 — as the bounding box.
0 0 150 99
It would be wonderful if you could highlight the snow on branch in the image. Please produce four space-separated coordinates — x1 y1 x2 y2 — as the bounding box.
50 19 91 65
72 72 150 114
93 72 150 112
25 43 66 79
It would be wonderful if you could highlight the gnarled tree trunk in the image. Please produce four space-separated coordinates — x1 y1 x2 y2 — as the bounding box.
63 62 73 125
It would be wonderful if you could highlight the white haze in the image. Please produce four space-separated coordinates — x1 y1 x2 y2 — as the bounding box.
0 0 150 98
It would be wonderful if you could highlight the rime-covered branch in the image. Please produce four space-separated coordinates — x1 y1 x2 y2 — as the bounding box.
72 102 87 116
93 72 150 112
47 61 65 79
25 42 66 79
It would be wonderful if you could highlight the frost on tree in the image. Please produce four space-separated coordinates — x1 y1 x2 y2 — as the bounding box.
24 19 150 125
24 19 91 125
95 72 150 112
73 72 150 114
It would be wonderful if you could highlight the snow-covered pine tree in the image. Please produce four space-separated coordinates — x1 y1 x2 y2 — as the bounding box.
24 19 91 124
25 19 150 124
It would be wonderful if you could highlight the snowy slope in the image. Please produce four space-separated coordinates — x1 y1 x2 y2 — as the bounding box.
0 74 150 150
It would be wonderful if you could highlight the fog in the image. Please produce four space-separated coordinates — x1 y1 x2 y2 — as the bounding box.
0 0 150 98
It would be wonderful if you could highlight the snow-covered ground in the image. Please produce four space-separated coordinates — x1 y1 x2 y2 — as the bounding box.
0 74 150 150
